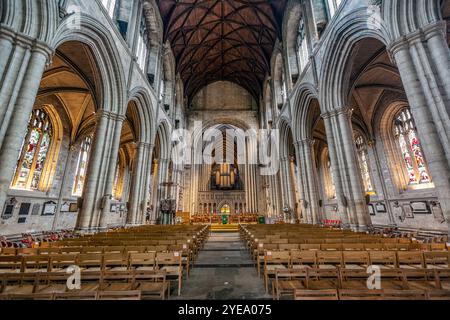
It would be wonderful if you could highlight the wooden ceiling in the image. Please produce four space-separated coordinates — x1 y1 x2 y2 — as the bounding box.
156 0 287 102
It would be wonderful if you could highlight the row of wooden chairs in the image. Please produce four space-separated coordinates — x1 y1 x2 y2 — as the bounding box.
251 242 448 258
272 267 450 300
260 249 450 291
0 269 172 300
293 289 450 300
0 251 185 295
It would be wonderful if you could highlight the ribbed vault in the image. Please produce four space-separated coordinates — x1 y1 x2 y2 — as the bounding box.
156 0 287 102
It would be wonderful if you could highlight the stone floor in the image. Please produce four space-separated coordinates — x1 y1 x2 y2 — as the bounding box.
173 232 271 300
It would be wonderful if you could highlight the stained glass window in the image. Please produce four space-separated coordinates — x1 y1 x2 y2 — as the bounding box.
297 17 309 71
112 157 123 200
137 15 149 71
12 109 53 190
72 136 93 196
324 152 336 200
355 135 375 194
393 108 431 186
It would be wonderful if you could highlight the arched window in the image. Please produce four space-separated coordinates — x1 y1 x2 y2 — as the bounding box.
101 0 117 18
355 134 375 195
72 136 93 197
322 149 336 200
297 17 309 71
136 15 149 71
12 109 53 191
112 155 125 200
393 108 431 186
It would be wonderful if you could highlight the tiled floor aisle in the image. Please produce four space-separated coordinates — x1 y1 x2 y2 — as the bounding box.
174 232 271 300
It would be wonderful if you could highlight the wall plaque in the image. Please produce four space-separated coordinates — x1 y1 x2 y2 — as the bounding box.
42 201 57 216
375 203 386 213
368 204 376 216
60 202 70 212
19 203 31 216
2 204 14 219
31 203 40 216
411 201 430 214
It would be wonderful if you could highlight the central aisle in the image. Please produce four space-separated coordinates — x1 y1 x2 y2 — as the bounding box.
176 231 270 300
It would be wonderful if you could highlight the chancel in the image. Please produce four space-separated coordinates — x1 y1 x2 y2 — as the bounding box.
0 0 449 302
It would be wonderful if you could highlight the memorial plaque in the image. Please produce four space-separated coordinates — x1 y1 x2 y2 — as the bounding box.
42 201 57 216
19 203 31 216
31 204 40 216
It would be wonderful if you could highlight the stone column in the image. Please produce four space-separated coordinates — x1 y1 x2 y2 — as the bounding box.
76 112 125 231
390 31 450 235
127 141 146 225
140 143 154 224
302 139 321 224
322 108 372 231
98 114 126 229
0 39 52 214
293 141 308 223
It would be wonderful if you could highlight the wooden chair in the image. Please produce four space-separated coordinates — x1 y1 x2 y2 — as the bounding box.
290 250 316 269
49 254 77 272
263 251 290 293
53 291 98 300
294 289 339 300
7 293 54 300
103 253 129 271
99 270 135 291
0 273 38 295
426 289 450 300
156 252 183 296
0 256 23 273
424 252 449 269
129 252 156 271
133 270 169 300
305 268 340 290
397 251 425 269
369 251 397 269
317 251 343 269
338 289 384 300
97 290 141 300
34 272 68 294
382 289 427 300
273 269 307 300
77 253 103 271
22 255 51 273
342 251 370 270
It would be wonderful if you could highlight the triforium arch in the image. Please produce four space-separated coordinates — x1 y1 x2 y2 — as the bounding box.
316 8 392 231
50 16 129 232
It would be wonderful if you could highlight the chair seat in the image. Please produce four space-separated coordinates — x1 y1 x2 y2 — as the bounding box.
291 265 311 269
136 266 155 271
340 280 368 290
78 283 100 292
318 265 338 270
137 282 167 293
161 266 181 274
3 285 35 295
102 283 134 291
24 269 48 273
0 269 21 273
266 265 287 271
426 265 449 269
278 280 305 291
399 265 423 269
307 280 337 290
344 265 366 270
36 284 67 294
108 267 129 271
